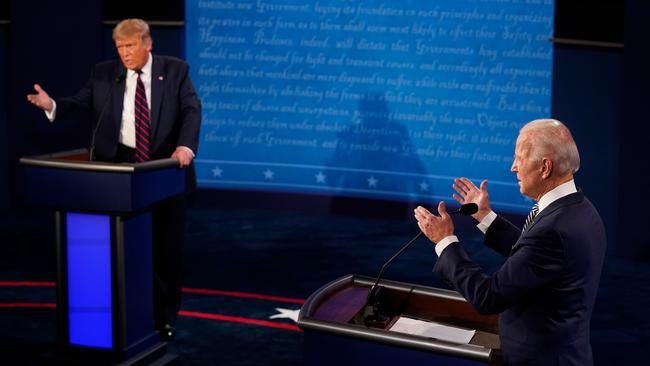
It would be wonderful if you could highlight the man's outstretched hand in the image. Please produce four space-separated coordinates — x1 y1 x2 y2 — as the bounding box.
26 84 54 112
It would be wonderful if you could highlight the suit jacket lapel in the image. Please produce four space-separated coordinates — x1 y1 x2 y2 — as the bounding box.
526 191 583 233
511 191 584 253
113 63 126 133
150 55 165 148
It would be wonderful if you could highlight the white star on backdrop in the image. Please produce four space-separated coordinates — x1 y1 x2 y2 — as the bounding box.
212 166 223 177
315 171 326 184
263 169 275 180
419 181 429 191
367 176 378 187
269 308 300 323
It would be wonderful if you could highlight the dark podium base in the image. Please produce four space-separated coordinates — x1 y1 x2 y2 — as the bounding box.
42 342 177 366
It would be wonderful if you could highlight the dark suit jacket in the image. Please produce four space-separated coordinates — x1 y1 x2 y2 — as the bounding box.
55 55 201 187
434 192 606 366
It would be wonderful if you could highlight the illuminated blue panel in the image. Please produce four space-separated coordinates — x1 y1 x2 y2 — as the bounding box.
67 212 112 348
186 0 554 213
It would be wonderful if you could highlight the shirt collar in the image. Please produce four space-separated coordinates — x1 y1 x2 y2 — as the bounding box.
127 52 153 78
537 179 577 213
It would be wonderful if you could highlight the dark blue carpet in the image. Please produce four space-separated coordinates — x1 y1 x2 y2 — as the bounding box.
1 206 649 365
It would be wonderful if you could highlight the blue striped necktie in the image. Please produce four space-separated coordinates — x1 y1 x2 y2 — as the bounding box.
134 71 151 162
522 203 539 233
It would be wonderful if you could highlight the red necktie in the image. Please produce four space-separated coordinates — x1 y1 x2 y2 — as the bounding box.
134 71 151 162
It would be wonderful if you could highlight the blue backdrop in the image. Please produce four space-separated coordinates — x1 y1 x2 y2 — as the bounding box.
186 0 554 213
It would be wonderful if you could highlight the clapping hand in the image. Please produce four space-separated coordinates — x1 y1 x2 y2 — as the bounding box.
414 201 454 244
452 177 492 222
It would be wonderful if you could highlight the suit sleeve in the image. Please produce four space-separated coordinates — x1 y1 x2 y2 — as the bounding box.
55 67 95 118
433 228 565 315
484 215 521 257
175 63 201 153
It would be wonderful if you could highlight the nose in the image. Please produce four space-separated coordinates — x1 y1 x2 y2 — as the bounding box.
510 160 517 173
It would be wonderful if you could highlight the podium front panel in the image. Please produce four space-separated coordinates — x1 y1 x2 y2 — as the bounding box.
66 212 113 348
23 165 185 213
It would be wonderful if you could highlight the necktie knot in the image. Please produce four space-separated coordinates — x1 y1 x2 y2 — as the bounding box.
522 203 539 233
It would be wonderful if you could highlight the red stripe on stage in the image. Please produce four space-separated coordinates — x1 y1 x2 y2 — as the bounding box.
0 302 56 309
179 310 301 332
0 282 305 305
0 304 300 332
182 287 305 305
0 281 55 287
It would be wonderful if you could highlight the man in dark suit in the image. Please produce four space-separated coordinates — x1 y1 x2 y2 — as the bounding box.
27 19 201 340
414 119 606 365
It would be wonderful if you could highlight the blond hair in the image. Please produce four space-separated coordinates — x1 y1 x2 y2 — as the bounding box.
112 18 151 43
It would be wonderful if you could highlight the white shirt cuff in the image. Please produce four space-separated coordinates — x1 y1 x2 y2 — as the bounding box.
476 210 497 234
435 235 459 256
45 100 57 121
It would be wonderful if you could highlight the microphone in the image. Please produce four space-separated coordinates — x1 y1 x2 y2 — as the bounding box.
89 74 125 161
449 202 479 216
360 202 478 327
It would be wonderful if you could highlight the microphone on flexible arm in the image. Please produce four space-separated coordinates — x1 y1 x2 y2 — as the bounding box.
359 202 479 327
89 74 125 161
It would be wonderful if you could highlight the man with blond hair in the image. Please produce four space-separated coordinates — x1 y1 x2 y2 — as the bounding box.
414 119 606 365
27 18 201 341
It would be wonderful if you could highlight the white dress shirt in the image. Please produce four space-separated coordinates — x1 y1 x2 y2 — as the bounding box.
119 53 152 148
435 179 578 256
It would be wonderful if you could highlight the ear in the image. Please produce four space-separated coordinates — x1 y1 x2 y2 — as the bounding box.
541 158 553 179
144 37 153 52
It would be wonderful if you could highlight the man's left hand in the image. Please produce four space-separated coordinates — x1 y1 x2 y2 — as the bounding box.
171 147 194 168
414 201 455 244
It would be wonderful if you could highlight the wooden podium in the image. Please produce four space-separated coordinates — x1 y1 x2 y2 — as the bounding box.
298 274 502 366
20 149 184 365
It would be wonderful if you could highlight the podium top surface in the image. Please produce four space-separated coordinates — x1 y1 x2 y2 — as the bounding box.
20 149 187 212
20 148 180 173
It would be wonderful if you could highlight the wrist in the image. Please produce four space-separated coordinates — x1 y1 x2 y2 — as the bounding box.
473 209 491 222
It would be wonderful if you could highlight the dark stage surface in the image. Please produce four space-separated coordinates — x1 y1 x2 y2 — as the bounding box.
0 204 648 365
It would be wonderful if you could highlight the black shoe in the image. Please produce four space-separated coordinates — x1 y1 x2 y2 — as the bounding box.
160 324 175 341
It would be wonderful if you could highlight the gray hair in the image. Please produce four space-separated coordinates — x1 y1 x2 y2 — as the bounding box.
519 119 580 175
112 18 152 43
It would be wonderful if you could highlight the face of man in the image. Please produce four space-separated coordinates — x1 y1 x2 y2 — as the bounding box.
511 133 544 200
115 34 151 71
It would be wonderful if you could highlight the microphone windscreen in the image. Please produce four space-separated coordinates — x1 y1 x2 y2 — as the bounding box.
460 203 479 215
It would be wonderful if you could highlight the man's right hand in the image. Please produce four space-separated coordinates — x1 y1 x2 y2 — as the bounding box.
452 177 492 222
26 84 53 112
